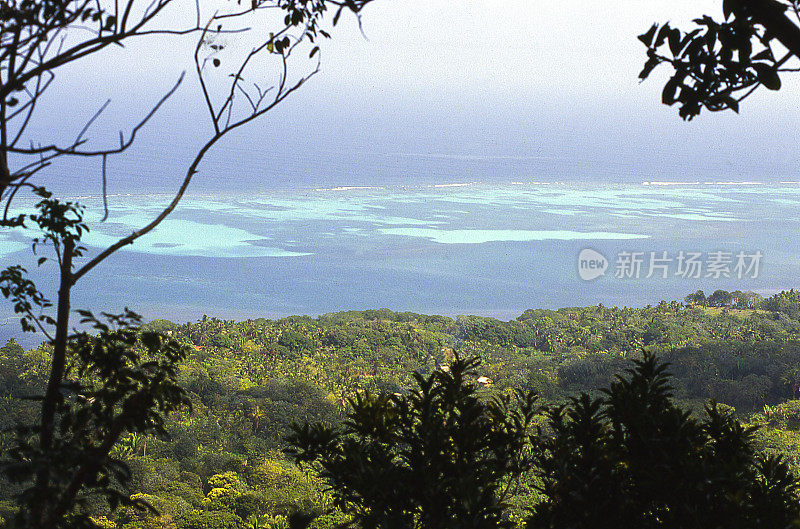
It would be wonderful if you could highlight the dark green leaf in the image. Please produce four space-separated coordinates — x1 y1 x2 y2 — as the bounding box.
662 77 680 105
668 29 681 56
753 63 781 90
639 57 660 80
638 24 658 46
656 23 672 47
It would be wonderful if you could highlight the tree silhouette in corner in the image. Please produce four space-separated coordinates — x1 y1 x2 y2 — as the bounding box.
0 1 374 527
288 353 800 528
528 352 800 529
640 0 800 119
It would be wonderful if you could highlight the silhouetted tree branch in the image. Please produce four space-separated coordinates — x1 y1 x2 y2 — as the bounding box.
0 1 375 527
641 0 800 119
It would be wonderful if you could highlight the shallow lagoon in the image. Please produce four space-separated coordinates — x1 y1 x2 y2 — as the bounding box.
2 181 799 339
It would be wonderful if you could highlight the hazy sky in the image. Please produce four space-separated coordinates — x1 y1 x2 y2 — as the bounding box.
26 0 800 192
310 0 799 170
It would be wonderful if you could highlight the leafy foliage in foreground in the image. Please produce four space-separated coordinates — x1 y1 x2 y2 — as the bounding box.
287 356 537 529
530 353 800 529
639 0 800 120
2 312 189 528
282 353 800 529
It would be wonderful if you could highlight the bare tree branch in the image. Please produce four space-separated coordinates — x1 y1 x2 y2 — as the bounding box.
72 59 319 283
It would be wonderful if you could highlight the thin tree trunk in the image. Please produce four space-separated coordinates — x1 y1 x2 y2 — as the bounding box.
31 239 74 525
48 392 145 526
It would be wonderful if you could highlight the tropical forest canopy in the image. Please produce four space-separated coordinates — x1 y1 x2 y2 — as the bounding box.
3 290 800 527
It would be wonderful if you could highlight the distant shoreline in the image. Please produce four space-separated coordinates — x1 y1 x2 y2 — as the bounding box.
12 179 800 202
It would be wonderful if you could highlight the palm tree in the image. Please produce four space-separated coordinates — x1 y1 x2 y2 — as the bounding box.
250 405 266 432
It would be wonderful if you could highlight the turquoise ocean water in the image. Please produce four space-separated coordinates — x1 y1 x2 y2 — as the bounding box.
2 179 800 343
